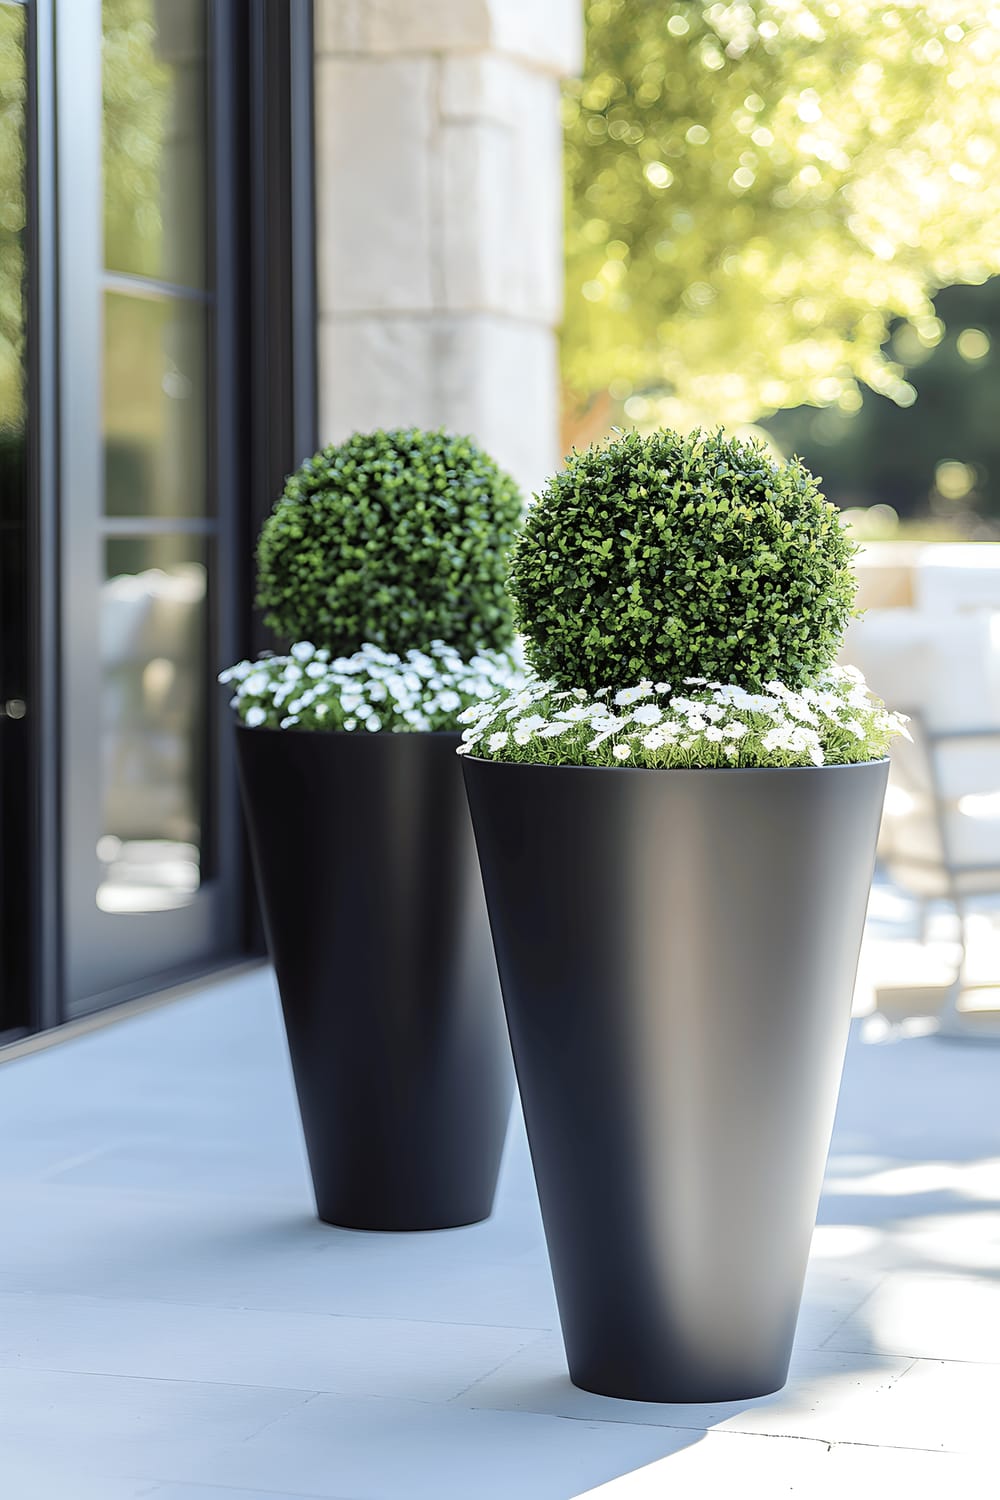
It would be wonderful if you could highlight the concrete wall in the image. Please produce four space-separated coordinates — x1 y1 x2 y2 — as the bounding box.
313 0 583 495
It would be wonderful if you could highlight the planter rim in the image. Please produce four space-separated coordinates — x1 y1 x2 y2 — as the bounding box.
461 755 889 776
234 723 460 741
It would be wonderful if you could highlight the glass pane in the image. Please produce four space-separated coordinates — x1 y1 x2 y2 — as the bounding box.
103 289 207 517
102 0 208 287
98 536 208 914
0 1 29 1031
0 1 27 461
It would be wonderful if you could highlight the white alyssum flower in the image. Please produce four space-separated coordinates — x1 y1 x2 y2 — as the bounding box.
221 641 521 734
631 705 663 726
456 662 904 770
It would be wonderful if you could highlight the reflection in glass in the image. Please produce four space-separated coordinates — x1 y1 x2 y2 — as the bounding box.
102 0 208 287
99 537 208 914
0 3 27 449
103 290 207 517
0 3 28 1030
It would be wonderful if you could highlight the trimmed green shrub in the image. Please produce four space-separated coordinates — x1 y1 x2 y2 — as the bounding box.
508 428 857 694
256 428 523 658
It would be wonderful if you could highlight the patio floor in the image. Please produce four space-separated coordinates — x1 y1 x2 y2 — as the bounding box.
0 965 995 1499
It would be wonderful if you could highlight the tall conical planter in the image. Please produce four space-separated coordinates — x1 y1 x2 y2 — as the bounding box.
237 727 513 1230
463 757 888 1402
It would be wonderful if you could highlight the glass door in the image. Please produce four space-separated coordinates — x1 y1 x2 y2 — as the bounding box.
0 0 30 1037
58 0 242 1012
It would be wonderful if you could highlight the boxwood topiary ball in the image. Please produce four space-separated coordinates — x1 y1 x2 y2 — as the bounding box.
509 427 857 694
256 428 523 658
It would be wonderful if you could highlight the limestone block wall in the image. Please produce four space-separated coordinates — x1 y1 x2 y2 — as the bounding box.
313 0 583 495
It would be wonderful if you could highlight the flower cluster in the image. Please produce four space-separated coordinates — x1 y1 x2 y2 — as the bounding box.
221 640 521 733
457 665 909 770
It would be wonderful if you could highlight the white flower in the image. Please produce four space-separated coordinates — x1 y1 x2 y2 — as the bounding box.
702 704 725 722
243 672 269 696
654 682 671 694
244 706 267 728
315 703 328 719
488 731 508 752
842 717 866 739
519 714 549 733
438 690 462 713
704 725 724 742
283 663 303 683
557 705 592 722
684 676 708 686
724 743 739 759
305 661 326 679
723 722 748 740
279 715 299 728
642 728 664 751
291 641 315 661
366 715 382 732
613 743 632 760
343 717 357 731
631 705 662 726
513 726 534 745
458 704 481 724
614 685 650 707
686 713 707 731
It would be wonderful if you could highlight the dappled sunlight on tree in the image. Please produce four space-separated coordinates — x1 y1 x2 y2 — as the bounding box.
564 1 1000 430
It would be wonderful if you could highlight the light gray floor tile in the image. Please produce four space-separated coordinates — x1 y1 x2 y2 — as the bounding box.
822 1270 1000 1362
0 971 996 1497
574 1427 986 1500
0 1289 539 1400
194 1392 700 1500
0 1365 315 1479
456 1333 914 1443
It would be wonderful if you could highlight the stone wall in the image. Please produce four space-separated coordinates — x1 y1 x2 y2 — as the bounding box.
313 0 583 495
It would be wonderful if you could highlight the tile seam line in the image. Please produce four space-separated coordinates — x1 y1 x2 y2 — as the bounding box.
448 1329 552 1401
817 1276 885 1348
0 1361 535 1407
0 1362 322 1397
0 1289 551 1336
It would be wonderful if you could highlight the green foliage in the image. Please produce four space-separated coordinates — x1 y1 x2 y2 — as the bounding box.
256 428 523 658
459 668 905 770
508 428 856 694
564 1 1000 426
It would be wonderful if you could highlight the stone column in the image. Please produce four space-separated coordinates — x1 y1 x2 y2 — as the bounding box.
313 0 583 495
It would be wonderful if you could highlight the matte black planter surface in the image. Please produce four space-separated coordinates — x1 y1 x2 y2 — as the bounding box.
463 757 888 1402
237 727 512 1230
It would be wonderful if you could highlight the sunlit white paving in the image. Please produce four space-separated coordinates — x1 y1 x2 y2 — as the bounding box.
0 966 996 1499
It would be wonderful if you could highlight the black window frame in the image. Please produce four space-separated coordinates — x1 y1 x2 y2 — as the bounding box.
8 0 315 1036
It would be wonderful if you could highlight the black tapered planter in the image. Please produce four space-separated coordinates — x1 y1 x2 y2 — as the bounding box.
463 757 888 1401
236 727 513 1230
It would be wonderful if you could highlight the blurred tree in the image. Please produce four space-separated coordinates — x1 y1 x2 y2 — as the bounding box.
766 276 1000 530
564 1 1000 430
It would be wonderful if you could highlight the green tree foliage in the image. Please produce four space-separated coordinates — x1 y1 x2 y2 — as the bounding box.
508 427 856 693
564 1 1000 428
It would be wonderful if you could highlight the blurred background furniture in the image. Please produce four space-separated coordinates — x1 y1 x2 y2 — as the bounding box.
845 543 1000 1038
